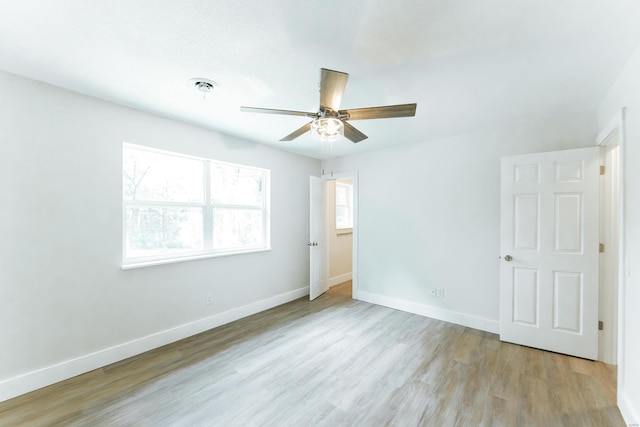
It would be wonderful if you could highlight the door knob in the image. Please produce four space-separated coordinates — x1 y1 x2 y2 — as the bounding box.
504 255 513 262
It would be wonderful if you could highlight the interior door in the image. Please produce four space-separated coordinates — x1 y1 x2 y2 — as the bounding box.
309 176 328 300
500 147 600 359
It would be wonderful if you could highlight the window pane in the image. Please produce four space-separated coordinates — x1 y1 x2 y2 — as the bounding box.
210 164 264 207
123 148 204 203
336 185 348 205
122 143 270 265
125 207 203 258
336 206 352 229
335 182 353 229
213 208 264 249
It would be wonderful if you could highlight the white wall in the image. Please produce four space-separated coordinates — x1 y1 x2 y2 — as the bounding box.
324 112 597 332
326 180 353 286
0 70 320 401
598 41 640 425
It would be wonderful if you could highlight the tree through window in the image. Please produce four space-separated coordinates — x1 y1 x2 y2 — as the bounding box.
123 143 270 266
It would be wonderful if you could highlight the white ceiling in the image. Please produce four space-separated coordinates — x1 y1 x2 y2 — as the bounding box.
1 1 640 159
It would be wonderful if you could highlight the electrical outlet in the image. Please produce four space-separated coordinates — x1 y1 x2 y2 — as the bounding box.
206 293 213 305
437 288 444 299
430 288 438 297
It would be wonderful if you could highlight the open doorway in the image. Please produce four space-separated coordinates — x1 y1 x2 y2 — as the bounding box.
323 172 357 297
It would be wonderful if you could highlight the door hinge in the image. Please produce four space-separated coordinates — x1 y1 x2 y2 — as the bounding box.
600 165 605 175
598 320 604 331
599 243 605 253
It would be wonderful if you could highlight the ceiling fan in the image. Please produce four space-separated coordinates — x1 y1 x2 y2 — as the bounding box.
240 68 417 143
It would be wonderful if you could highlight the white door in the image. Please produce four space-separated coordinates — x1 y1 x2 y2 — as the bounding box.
309 176 328 300
500 147 600 359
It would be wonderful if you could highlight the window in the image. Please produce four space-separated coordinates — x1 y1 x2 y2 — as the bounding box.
335 180 353 230
122 143 270 266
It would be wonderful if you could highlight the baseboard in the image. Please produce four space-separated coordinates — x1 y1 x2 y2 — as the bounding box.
0 286 309 403
353 290 499 334
328 272 352 288
618 390 639 426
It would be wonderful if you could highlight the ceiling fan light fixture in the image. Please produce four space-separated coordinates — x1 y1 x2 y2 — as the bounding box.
310 117 344 142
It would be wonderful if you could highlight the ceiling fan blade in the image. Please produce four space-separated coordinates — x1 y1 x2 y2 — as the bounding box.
341 103 417 121
343 122 368 143
280 122 312 141
320 68 349 112
240 106 316 118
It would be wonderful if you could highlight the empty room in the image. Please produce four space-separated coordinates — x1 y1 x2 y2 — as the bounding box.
1 1 640 425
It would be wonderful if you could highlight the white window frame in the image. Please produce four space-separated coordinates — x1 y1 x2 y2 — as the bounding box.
122 143 271 269
335 181 353 231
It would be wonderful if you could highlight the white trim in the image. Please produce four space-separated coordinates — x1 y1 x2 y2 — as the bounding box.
354 290 500 334
616 109 629 415
595 110 624 365
122 143 271 267
328 272 352 287
618 390 639 426
596 111 624 146
0 286 309 403
596 109 631 421
121 248 272 270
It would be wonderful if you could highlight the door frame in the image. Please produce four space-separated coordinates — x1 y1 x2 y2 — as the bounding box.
321 171 359 297
595 109 626 369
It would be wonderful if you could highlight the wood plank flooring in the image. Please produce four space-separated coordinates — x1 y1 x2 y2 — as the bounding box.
0 282 624 426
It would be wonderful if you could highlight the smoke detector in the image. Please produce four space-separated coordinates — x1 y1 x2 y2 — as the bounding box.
190 78 218 96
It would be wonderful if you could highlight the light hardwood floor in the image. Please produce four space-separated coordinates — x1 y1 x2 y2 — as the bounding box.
0 282 624 426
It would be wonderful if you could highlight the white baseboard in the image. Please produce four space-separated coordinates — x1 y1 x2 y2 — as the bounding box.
328 272 352 288
353 290 499 334
618 390 639 426
0 286 309 403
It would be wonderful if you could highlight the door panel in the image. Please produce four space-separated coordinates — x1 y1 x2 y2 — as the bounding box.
512 267 538 325
554 193 583 252
514 194 540 250
500 147 599 359
514 163 539 183
309 176 328 300
552 271 582 333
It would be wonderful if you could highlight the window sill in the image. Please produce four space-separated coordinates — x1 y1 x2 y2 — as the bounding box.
121 247 271 270
336 229 353 236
